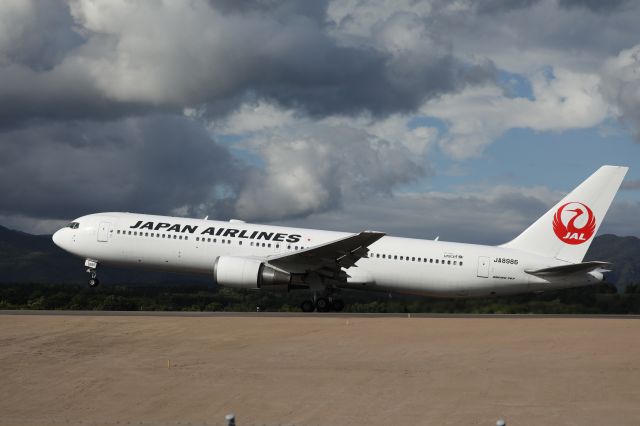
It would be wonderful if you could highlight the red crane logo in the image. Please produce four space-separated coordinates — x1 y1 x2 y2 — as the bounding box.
552 202 596 245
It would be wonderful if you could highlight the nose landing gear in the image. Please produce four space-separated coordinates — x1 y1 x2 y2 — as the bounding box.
85 259 100 287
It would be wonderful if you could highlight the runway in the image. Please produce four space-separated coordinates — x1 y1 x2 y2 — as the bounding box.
1 312 639 425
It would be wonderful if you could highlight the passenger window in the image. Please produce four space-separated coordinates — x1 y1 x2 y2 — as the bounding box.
453 261 457 265
447 260 451 265
185 236 188 241
134 231 137 236
276 244 279 248
400 256 403 260
412 257 415 261
268 243 271 248
173 235 177 239
460 262 463 266
435 259 439 264
394 255 397 260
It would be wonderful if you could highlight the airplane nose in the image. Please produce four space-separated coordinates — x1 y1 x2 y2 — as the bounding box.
52 229 64 248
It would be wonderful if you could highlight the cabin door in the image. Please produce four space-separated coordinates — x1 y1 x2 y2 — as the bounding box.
477 256 490 278
97 222 112 242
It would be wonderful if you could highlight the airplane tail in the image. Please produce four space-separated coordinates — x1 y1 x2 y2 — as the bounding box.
501 165 628 263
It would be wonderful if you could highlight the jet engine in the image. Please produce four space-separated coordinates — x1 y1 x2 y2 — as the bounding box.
213 256 292 291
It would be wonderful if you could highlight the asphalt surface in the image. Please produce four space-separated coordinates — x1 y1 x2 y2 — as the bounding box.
3 313 639 425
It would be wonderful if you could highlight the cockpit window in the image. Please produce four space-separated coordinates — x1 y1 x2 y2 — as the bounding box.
67 222 79 229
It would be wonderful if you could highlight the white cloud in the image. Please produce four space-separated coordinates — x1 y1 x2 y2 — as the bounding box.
210 100 438 221
210 101 296 135
601 43 640 140
232 120 426 220
423 68 610 159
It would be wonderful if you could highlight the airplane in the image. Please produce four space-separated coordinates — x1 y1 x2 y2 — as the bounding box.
52 165 627 312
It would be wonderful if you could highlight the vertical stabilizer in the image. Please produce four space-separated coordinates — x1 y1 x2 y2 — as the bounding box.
501 165 628 263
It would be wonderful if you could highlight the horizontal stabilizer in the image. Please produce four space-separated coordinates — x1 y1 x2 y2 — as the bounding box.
525 261 610 276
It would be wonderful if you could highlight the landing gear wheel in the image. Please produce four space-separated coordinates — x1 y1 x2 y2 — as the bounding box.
315 297 331 312
331 299 345 312
301 300 315 313
88 278 100 287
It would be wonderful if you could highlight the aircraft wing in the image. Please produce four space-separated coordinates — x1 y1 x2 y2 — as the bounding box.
525 261 611 277
266 231 385 278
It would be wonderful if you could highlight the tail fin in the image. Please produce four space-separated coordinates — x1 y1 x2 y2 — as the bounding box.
501 165 628 263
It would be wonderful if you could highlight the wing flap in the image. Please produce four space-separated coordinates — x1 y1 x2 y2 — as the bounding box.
267 230 385 275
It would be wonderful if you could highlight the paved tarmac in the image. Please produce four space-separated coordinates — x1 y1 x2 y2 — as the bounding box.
1 313 639 425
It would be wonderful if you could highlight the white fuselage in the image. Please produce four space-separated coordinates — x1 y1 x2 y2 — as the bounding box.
52 212 602 297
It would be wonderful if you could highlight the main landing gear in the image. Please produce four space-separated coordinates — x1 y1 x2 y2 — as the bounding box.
85 259 100 287
300 296 345 313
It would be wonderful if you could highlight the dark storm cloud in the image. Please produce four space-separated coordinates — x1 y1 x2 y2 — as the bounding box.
0 115 244 221
208 0 329 21
1 0 83 71
0 0 494 129
557 0 630 13
473 0 541 14
256 43 495 117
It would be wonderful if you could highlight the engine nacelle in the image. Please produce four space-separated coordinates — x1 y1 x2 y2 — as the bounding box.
213 256 292 291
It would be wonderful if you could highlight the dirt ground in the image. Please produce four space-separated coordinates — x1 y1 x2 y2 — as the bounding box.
0 314 638 426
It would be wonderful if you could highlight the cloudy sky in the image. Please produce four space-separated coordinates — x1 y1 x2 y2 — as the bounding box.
2 0 640 244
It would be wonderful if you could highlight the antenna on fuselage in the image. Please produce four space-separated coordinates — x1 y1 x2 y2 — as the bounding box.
203 216 209 220
434 236 439 241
